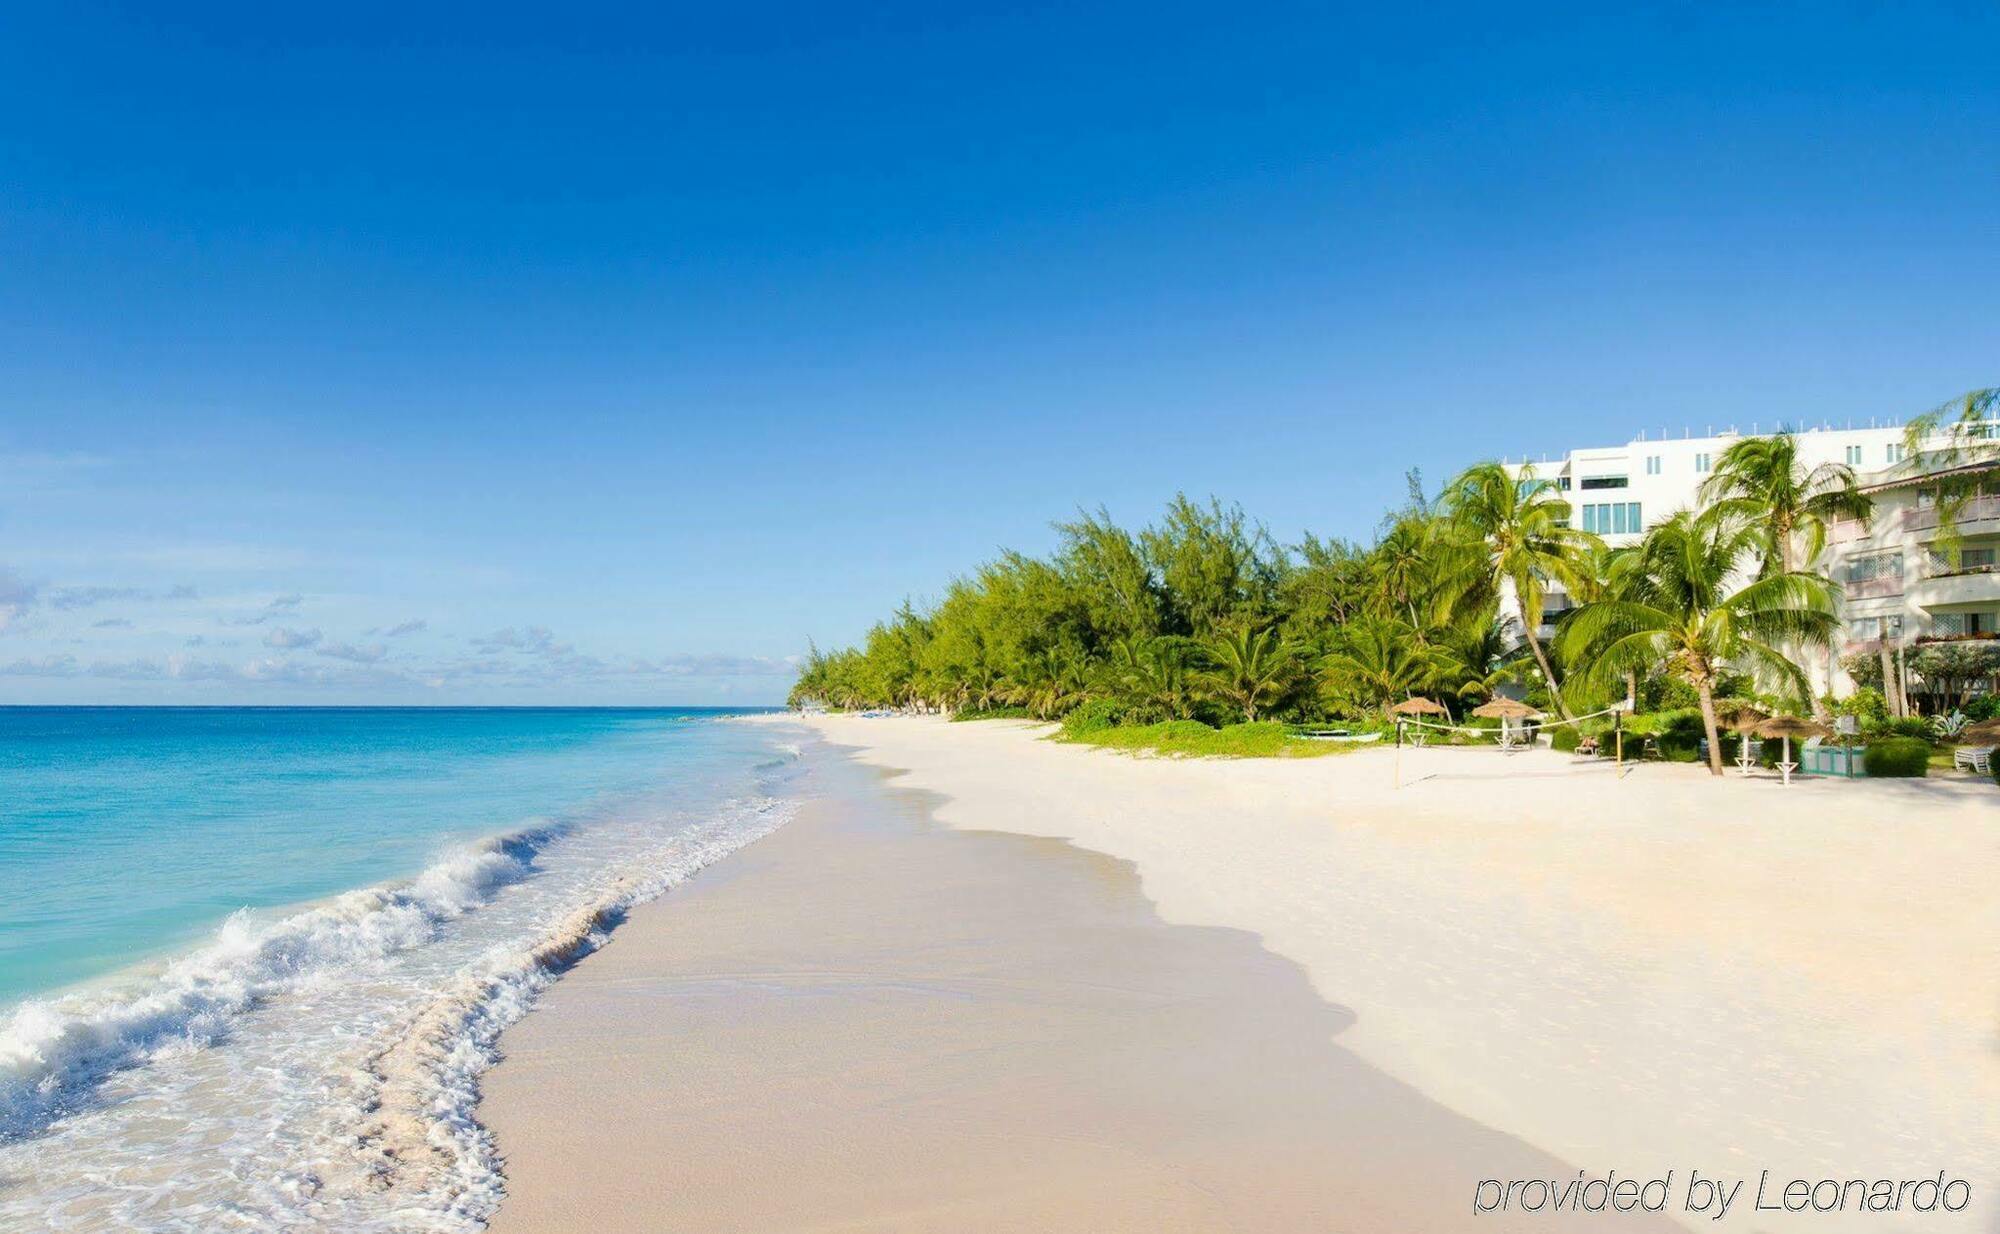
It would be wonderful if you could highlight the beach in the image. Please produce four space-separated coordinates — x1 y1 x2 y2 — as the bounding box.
484 715 1998 1232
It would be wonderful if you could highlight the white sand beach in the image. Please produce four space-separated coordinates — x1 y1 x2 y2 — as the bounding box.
478 714 1997 1232
759 715 1998 1230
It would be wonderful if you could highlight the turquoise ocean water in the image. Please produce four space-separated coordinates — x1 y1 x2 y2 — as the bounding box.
0 706 803 1232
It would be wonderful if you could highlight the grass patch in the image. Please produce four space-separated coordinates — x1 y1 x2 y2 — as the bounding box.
1054 719 1357 759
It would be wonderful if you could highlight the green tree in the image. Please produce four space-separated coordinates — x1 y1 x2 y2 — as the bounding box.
1439 462 1600 721
1557 512 1839 776
1319 618 1444 720
1197 626 1296 722
1699 431 1872 576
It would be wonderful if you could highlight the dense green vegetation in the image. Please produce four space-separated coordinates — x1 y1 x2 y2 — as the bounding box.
794 403 2000 776
1057 719 1356 759
1863 737 1931 778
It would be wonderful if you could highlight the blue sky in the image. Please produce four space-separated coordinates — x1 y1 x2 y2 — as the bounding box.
2 2 1995 703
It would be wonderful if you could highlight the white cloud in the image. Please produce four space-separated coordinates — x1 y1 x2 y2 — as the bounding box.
0 569 37 632
48 585 147 611
263 626 323 649
318 640 388 664
91 617 134 629
377 619 428 638
472 625 567 655
0 654 79 677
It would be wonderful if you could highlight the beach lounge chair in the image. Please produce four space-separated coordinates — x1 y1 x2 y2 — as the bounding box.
1953 745 1994 775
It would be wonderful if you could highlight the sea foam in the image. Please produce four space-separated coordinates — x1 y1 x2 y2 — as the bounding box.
0 824 563 1143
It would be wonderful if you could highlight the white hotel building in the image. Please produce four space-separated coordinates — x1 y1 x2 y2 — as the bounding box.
1505 419 2000 702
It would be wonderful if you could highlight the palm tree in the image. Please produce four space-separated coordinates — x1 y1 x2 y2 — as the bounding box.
1699 431 1872 577
1197 626 1295 722
1699 431 1872 713
1557 511 1839 776
1007 647 1089 720
1108 635 1199 720
1320 618 1445 720
1434 617 1522 706
1439 463 1600 721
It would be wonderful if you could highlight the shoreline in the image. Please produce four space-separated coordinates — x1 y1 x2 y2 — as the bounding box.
742 713 1998 1231
481 725 1676 1232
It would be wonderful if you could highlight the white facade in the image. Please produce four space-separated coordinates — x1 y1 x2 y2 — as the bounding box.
1502 421 2000 704
1508 423 1910 551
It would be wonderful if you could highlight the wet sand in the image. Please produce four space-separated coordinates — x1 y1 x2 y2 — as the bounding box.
481 738 1671 1232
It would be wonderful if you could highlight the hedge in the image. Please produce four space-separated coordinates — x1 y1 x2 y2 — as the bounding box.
1864 737 1931 778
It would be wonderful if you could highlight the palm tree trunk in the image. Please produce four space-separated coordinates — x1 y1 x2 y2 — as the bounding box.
1878 637 1900 718
1696 678 1726 777
1516 612 1576 722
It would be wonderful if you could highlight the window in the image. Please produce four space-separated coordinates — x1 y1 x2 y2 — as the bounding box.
1695 452 1712 473
1932 612 1992 637
1580 502 1642 535
1580 475 1629 490
1556 475 1571 491
1845 552 1903 583
1886 443 1905 464
1645 455 1662 475
1845 445 1864 466
1929 546 1998 574
1854 615 1905 641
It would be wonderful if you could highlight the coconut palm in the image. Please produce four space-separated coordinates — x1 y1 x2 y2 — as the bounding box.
1699 430 1873 714
1197 626 1295 722
1899 388 2000 544
1434 617 1522 704
1557 511 1839 776
1102 635 1199 720
1320 618 1446 720
1439 463 1600 721
1006 647 1090 719
1699 431 1872 576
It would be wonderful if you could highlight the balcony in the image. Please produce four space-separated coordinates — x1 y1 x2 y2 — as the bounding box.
1904 494 2000 533
1843 574 1904 600
1907 570 2000 612
1827 519 1872 546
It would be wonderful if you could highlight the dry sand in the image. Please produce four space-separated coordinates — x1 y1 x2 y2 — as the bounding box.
772 715 2000 1231
481 737 1684 1233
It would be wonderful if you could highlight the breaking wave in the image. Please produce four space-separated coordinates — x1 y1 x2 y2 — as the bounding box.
339 797 795 1229
0 824 567 1142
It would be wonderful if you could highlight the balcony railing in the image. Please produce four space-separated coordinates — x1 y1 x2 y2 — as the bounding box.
1905 494 2000 533
1923 560 2000 580
1843 574 1904 600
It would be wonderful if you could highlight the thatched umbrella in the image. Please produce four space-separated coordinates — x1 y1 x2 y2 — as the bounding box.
1388 696 1450 754
1756 715 1832 785
1472 697 1543 749
1714 702 1769 776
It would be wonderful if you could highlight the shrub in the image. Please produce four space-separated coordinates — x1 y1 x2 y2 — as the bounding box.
1965 695 2000 723
1867 716 1935 743
952 705 1033 721
1864 737 1930 778
1830 687 1890 727
1549 726 1582 753
1059 699 1125 735
1630 709 1706 762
